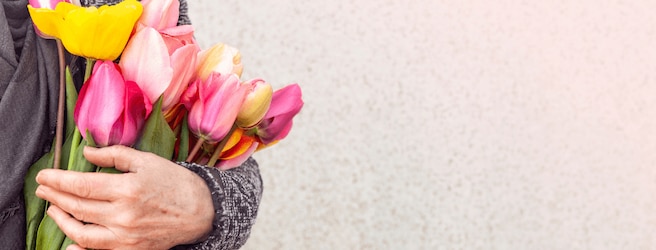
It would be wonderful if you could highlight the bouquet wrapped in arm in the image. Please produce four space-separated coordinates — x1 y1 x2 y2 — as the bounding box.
23 0 304 249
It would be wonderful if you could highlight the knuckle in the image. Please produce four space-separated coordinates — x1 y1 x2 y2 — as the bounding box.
71 198 86 222
72 229 90 248
122 236 141 246
72 176 92 198
124 180 144 198
115 212 137 228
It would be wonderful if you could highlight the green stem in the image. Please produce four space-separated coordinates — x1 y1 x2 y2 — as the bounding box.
207 124 238 167
66 59 93 170
84 58 95 82
53 40 66 169
66 128 81 171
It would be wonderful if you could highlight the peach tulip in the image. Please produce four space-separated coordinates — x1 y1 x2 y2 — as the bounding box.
236 79 273 129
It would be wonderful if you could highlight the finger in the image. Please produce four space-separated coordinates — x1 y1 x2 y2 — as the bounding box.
36 169 124 201
48 205 118 250
36 185 112 225
84 145 148 173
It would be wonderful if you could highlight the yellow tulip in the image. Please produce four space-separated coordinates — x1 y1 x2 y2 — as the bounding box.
28 0 143 60
236 79 273 129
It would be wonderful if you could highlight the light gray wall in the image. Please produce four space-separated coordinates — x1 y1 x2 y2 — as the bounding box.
190 0 656 249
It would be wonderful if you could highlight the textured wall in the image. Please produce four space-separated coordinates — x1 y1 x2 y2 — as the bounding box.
189 1 656 249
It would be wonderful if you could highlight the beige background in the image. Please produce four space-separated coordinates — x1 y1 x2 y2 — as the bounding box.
190 0 656 249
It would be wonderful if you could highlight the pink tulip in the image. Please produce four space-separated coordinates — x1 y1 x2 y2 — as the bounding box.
255 84 303 145
182 73 249 142
28 0 72 38
29 0 70 9
138 0 180 31
119 27 199 110
74 60 152 146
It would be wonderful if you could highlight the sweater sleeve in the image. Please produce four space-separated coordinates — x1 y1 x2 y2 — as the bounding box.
174 158 264 250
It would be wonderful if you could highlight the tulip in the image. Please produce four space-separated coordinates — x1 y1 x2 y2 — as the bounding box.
196 43 244 81
28 0 71 38
28 0 69 9
28 0 143 60
217 137 258 171
74 60 152 146
138 0 179 31
183 72 249 142
255 84 303 145
119 27 199 110
236 79 273 129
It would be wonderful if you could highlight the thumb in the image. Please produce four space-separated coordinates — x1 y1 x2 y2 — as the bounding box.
83 145 143 172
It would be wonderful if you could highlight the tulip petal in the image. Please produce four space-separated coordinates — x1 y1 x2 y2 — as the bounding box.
30 0 142 60
27 4 67 38
93 1 142 60
236 79 272 129
221 128 245 154
200 74 248 141
220 135 256 160
120 27 173 104
196 43 243 80
162 43 198 111
74 61 126 146
139 0 179 30
256 84 303 144
264 84 303 119
119 80 149 145
217 142 258 171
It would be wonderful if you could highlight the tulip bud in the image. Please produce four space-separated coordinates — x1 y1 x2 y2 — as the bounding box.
196 43 243 81
74 61 152 146
139 0 180 31
255 84 303 145
236 79 273 129
28 0 143 60
183 72 249 142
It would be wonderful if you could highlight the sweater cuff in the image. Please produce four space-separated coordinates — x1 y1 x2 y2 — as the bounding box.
174 158 262 250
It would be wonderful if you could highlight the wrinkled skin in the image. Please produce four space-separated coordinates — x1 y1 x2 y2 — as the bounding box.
35 146 214 249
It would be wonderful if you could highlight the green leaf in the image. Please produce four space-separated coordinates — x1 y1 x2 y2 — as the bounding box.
60 236 75 250
64 67 78 137
135 97 175 159
176 114 189 162
60 129 76 171
24 151 53 250
35 214 65 250
69 131 96 173
98 167 123 174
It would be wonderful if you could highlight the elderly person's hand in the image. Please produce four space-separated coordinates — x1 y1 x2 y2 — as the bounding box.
35 145 215 250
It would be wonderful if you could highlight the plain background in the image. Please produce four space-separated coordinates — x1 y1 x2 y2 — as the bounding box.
190 0 656 249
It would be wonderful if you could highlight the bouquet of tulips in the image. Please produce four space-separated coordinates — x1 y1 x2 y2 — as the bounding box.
22 0 304 249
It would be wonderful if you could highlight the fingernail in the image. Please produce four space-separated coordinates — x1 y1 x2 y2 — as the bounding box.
35 186 44 197
35 171 48 184
46 205 54 216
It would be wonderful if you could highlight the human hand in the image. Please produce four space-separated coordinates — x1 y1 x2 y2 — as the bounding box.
35 145 214 250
